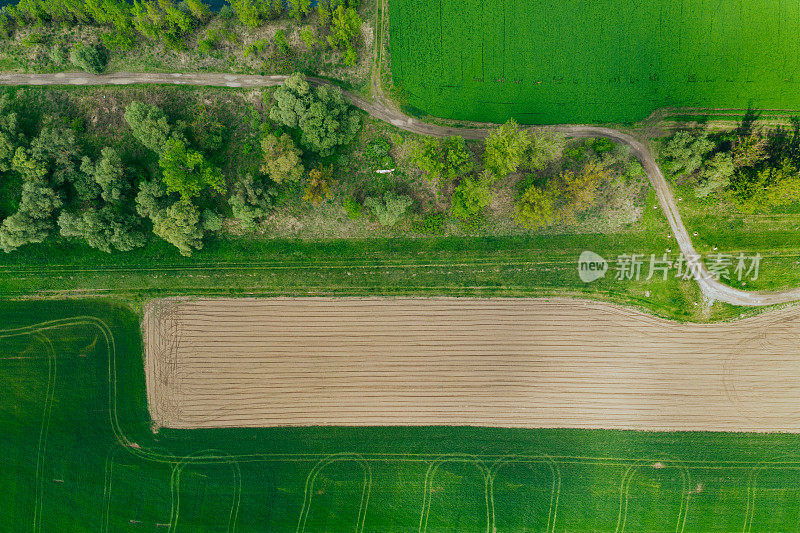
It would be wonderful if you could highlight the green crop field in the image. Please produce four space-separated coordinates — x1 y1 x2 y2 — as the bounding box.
389 0 800 124
6 299 800 531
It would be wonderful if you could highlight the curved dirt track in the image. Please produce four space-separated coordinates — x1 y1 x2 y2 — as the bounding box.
144 297 800 432
1 71 798 306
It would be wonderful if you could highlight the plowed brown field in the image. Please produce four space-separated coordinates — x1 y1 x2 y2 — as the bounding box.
143 298 800 432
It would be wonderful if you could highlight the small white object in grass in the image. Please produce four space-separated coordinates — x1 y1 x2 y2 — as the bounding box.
376 168 395 174
678 197 683 201
653 205 658 209
666 248 671 252
645 290 651 297
693 231 698 236
713 246 718 251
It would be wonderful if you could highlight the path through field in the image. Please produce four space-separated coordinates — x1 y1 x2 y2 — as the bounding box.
144 297 800 432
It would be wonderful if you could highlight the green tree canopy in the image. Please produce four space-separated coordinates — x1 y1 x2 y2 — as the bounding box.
526 130 566 171
483 119 531 178
0 94 21 172
81 147 128 203
326 5 361 65
412 136 473 188
229 172 278 229
661 131 714 177
135 178 203 255
695 152 734 198
158 137 225 201
58 206 145 253
124 101 172 153
514 184 554 229
451 172 494 220
0 180 63 252
269 73 360 157
260 133 304 183
28 124 81 185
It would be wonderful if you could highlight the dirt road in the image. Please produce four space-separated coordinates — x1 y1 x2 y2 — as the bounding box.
1 71 797 306
144 297 800 431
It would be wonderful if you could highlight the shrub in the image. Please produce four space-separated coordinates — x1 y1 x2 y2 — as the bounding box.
327 5 361 66
300 26 319 49
451 172 493 220
342 196 362 219
365 137 393 169
514 184 554 229
411 212 447 234
21 32 44 47
49 45 68 65
69 43 107 74
272 29 289 55
201 209 223 231
364 191 412 226
303 165 335 204
219 4 234 19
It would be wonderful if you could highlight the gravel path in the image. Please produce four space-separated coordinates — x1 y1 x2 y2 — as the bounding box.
0 71 796 306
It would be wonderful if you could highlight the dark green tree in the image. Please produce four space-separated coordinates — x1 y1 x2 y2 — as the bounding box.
69 43 107 74
124 101 172 153
270 73 360 156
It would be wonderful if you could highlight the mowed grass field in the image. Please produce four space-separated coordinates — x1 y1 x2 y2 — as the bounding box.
7 299 800 531
389 0 800 124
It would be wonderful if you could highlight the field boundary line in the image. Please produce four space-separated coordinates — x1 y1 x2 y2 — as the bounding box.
11 319 800 465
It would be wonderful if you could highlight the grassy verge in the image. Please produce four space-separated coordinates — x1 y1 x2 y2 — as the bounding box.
0 223 751 323
5 299 800 531
658 163 800 293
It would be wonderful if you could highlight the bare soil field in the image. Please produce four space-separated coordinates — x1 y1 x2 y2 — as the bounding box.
143 298 800 432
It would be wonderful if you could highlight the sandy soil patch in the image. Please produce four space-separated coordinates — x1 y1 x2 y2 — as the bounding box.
143 298 800 432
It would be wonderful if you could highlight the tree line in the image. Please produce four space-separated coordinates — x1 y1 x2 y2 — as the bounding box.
0 0 363 66
661 116 800 212
0 72 361 255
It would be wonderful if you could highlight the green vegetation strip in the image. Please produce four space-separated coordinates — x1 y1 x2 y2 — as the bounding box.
3 299 800 531
2 229 747 321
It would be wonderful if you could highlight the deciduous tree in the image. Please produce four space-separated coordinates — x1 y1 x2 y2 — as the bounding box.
483 119 530 178
661 131 714 177
124 101 172 153
412 136 473 188
303 165 335 204
514 184 554 229
451 172 493 220
159 137 225 201
270 73 360 156
260 133 304 183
